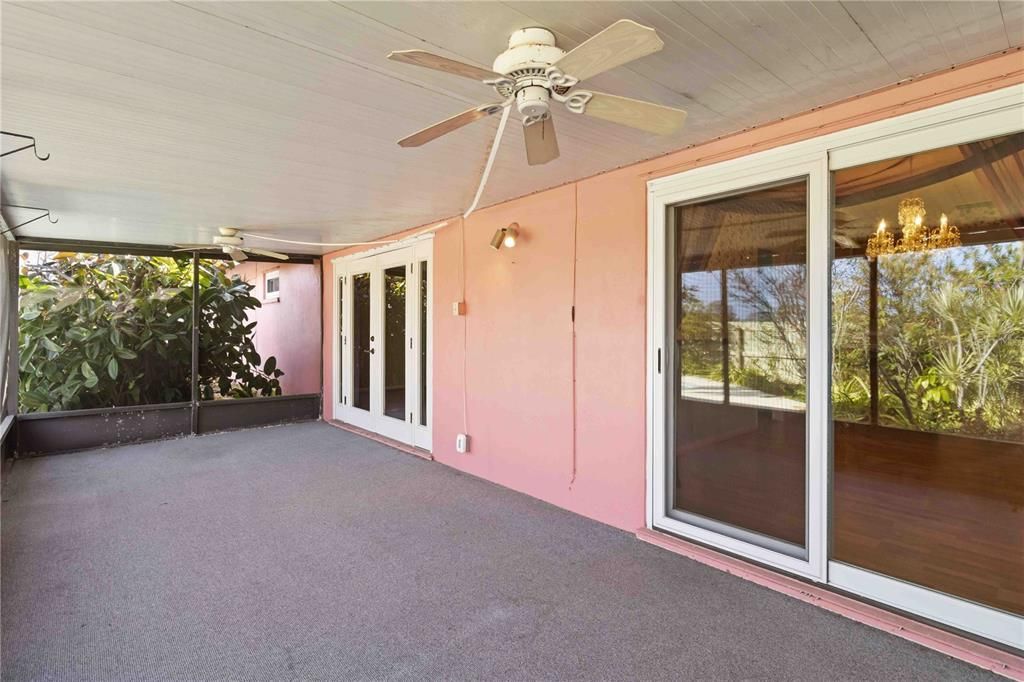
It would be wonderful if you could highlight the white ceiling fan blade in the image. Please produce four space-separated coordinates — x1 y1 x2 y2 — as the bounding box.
172 244 214 251
388 49 502 82
398 102 508 148
576 91 686 135
228 248 248 262
523 116 559 166
554 20 663 82
243 247 289 261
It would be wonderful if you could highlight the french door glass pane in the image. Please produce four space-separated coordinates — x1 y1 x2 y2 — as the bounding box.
344 274 348 395
352 272 371 412
670 179 808 553
383 265 407 421
419 261 428 427
831 132 1024 615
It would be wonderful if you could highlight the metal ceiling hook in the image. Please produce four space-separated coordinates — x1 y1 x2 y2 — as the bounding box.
1 131 50 161
0 204 60 235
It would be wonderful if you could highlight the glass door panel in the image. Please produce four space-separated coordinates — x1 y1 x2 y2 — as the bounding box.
419 261 428 427
670 179 809 557
338 276 344 397
831 133 1024 618
382 265 407 421
352 272 372 412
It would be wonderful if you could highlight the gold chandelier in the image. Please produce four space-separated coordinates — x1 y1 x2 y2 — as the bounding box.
866 197 961 260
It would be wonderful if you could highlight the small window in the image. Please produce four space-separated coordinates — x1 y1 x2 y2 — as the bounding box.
264 270 280 301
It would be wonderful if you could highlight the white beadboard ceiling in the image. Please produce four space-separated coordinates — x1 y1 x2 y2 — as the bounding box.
1 1 1020 254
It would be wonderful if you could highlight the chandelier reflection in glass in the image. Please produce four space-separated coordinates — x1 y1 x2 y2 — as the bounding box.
865 197 962 260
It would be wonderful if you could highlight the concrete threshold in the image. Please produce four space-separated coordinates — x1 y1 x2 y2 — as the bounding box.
326 420 433 462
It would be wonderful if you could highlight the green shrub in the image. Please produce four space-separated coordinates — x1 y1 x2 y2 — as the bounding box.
18 253 283 412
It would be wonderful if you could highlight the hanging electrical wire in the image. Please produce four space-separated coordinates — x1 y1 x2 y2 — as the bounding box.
463 105 511 219
236 104 511 249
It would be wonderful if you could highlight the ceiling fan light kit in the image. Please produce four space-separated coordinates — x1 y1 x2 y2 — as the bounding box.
388 19 687 169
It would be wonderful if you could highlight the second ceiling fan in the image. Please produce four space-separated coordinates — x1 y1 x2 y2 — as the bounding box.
388 19 687 166
173 228 289 262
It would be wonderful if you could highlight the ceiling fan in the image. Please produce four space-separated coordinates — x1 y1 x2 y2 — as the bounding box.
388 20 687 166
173 227 289 262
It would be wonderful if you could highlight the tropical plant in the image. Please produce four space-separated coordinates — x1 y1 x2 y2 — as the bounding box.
675 241 1022 441
18 252 283 412
831 242 1024 441
729 264 808 385
929 276 1024 435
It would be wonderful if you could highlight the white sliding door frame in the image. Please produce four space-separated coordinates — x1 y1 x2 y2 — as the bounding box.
824 92 1024 652
648 148 829 582
646 83 1024 648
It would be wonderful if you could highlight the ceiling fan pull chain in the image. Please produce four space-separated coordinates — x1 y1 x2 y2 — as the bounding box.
464 104 511 219
523 112 551 128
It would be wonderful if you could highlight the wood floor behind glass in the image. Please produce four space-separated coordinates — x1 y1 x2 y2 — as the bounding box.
833 421 1023 616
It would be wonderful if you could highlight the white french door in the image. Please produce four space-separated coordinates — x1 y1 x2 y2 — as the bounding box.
333 240 432 450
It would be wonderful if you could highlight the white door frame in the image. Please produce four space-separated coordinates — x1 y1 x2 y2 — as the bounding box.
646 84 1024 648
647 148 829 582
823 94 1024 651
337 258 376 434
332 237 433 450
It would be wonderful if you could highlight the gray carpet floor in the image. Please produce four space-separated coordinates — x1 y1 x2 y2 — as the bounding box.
1 421 997 680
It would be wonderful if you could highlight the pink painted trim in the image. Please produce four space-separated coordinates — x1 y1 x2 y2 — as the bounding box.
635 528 1024 679
325 420 433 461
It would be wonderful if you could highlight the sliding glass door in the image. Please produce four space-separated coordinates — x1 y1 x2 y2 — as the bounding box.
649 94 1023 648
334 240 432 449
828 132 1023 648
670 179 810 557
650 156 828 579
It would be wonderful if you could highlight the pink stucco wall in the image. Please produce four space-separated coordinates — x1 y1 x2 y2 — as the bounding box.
322 51 1024 532
233 261 321 395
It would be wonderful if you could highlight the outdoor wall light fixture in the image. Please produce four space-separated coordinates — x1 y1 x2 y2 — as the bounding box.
490 223 519 250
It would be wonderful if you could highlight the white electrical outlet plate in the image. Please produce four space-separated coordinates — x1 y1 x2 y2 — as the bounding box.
452 301 466 316
455 433 469 453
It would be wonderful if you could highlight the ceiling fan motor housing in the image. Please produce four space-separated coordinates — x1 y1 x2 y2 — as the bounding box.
515 86 549 118
493 27 565 117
